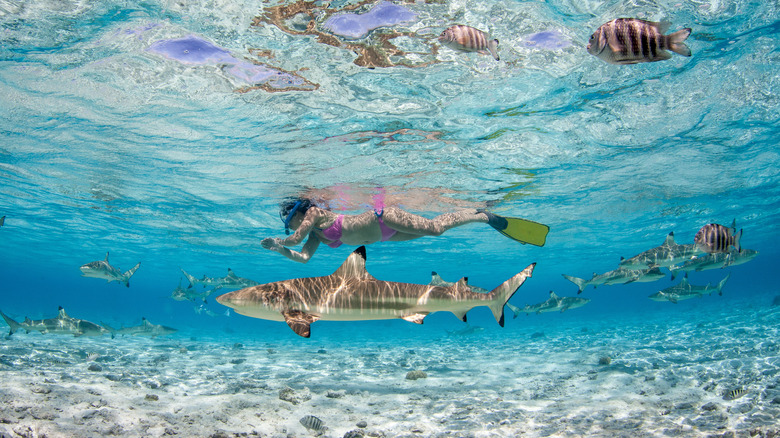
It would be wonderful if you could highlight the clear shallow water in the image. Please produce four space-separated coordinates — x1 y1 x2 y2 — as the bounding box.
0 0 779 436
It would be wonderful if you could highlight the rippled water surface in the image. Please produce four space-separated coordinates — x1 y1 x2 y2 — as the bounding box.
0 0 778 436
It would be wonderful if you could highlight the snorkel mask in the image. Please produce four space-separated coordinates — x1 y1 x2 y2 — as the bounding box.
281 200 303 235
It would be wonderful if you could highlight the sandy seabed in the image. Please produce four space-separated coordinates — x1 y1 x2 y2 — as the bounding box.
1 298 779 438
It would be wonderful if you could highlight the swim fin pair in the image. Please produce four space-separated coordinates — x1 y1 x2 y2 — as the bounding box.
478 210 549 247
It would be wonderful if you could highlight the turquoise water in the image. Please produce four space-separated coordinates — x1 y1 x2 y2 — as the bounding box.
1 0 779 436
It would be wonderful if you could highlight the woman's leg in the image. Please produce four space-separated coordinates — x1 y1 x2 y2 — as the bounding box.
380 207 488 237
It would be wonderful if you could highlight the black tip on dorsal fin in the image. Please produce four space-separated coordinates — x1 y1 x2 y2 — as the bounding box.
228 268 233 272
354 246 367 260
58 305 64 311
431 271 437 276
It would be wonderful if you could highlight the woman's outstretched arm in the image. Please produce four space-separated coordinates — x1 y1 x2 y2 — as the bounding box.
262 234 321 263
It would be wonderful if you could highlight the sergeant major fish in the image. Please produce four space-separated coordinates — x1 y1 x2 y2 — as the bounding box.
695 221 742 254
80 252 141 288
439 25 499 61
587 18 691 64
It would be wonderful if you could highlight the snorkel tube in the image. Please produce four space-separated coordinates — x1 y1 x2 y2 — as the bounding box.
283 201 302 235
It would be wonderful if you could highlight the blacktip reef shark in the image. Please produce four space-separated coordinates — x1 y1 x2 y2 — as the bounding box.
1 306 110 337
80 252 141 287
508 291 590 317
171 278 220 304
562 266 666 294
649 272 730 303
102 318 177 338
669 249 758 280
618 232 703 270
180 267 259 290
217 246 536 338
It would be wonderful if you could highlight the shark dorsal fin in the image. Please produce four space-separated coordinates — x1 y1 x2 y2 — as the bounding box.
332 246 373 279
664 232 675 246
456 277 469 286
105 252 109 262
58 307 68 318
142 318 152 327
226 269 238 279
549 291 559 299
430 271 443 283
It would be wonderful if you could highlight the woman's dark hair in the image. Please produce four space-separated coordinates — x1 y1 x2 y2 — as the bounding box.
279 198 312 234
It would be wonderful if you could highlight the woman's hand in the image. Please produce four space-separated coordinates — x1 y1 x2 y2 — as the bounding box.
261 237 283 251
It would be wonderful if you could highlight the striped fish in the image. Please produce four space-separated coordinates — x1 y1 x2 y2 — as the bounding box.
695 222 742 254
439 25 499 61
587 18 691 64
300 415 325 432
723 388 747 401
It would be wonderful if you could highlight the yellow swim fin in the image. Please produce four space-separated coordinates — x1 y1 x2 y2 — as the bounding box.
480 210 549 247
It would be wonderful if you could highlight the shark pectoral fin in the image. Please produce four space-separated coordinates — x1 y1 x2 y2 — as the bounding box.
451 310 468 322
401 313 428 325
282 310 319 338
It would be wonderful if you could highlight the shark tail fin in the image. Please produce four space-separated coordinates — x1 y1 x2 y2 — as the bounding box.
488 263 535 327
716 272 731 296
180 268 199 288
505 302 523 319
562 274 587 294
124 262 141 287
1 310 21 335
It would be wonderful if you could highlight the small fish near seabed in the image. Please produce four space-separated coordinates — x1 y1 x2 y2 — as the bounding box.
80 252 141 287
507 291 590 317
563 266 666 294
619 232 702 270
102 317 177 338
649 273 730 304
669 249 758 280
181 267 259 290
695 221 742 254
587 18 691 64
217 246 535 338
439 25 500 61
1 306 110 337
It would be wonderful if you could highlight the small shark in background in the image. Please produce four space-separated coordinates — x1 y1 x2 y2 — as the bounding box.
508 291 590 317
562 266 666 293
619 232 702 270
217 246 536 338
80 252 141 287
171 278 219 304
1 307 110 337
446 324 486 337
180 267 259 290
649 273 731 303
669 249 759 280
102 317 177 338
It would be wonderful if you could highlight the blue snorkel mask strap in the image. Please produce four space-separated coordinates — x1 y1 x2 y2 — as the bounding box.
282 201 302 235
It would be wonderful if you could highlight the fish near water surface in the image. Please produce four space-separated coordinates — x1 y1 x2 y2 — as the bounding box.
439 25 499 61
587 18 691 64
217 246 535 338
695 222 742 254
80 252 141 287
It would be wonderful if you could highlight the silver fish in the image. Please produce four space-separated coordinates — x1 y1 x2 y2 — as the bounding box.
587 18 691 64
695 222 742 254
439 25 499 61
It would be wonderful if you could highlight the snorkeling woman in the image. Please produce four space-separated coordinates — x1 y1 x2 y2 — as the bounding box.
261 198 549 263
